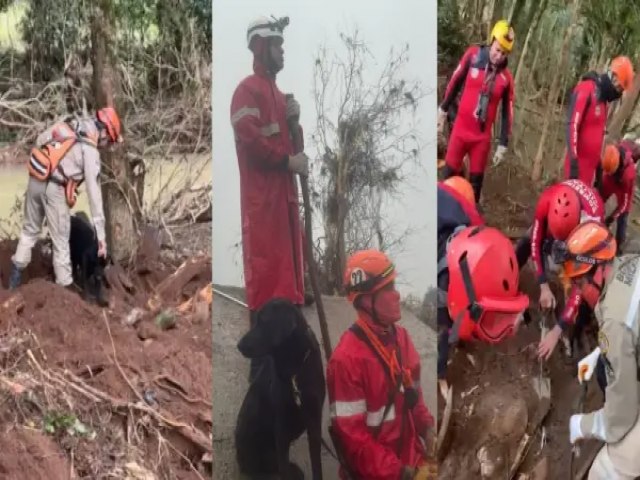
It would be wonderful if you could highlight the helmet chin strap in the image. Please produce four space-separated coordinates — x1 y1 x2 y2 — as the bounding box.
355 292 385 327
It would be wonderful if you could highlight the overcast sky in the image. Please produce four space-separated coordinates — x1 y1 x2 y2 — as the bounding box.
212 0 436 299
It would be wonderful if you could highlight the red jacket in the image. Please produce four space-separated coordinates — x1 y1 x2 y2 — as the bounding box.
327 314 434 480
230 58 304 310
601 151 636 220
441 45 514 146
531 180 604 328
564 75 608 183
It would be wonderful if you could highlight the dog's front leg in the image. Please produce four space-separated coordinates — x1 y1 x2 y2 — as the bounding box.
274 404 292 480
306 406 323 480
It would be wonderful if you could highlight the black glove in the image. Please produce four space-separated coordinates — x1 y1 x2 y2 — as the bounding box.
605 215 614 227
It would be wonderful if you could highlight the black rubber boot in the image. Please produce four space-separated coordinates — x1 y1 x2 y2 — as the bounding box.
469 173 484 204
8 264 22 291
442 165 460 180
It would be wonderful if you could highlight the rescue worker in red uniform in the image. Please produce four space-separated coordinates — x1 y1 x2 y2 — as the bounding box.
437 20 515 203
230 16 309 325
327 250 436 480
564 56 634 187
600 144 637 251
514 179 605 359
436 176 485 397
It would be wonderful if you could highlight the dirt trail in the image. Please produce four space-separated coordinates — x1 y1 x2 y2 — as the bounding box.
212 286 437 479
0 234 212 479
438 165 607 479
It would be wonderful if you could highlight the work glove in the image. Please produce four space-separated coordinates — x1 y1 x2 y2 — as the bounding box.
569 414 584 444
415 460 438 480
577 347 601 384
287 152 309 176
492 145 507 166
437 108 447 136
286 95 301 121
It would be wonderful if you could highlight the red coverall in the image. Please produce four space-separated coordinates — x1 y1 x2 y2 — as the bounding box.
564 74 608 186
530 179 604 329
601 154 636 223
327 314 434 480
230 55 304 311
441 44 514 176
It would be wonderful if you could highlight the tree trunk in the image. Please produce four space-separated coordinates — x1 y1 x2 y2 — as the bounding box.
532 0 581 181
607 62 640 141
513 0 547 92
91 0 141 264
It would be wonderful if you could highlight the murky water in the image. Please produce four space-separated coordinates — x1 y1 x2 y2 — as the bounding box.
0 153 211 236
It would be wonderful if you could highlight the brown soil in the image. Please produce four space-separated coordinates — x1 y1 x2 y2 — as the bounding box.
0 234 212 479
438 165 605 479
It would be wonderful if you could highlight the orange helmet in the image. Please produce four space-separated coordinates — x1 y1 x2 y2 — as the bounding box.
556 221 616 278
602 144 621 174
343 249 396 302
547 185 581 241
610 56 634 91
443 176 475 205
96 107 122 143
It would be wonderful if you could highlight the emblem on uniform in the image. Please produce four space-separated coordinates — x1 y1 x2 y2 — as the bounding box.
470 68 479 79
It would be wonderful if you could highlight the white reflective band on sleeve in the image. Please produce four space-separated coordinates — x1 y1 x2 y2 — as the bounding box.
624 262 640 333
366 404 396 427
590 409 608 441
231 107 260 125
260 122 280 136
330 400 366 418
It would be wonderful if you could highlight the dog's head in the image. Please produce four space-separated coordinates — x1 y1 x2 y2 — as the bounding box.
237 298 310 359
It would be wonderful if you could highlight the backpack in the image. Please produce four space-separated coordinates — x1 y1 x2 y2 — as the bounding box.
28 120 96 183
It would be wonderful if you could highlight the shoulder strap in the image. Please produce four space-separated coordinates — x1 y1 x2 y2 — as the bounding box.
349 324 402 439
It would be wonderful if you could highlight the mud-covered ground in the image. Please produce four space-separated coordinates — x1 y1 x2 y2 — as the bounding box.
0 226 212 479
438 164 612 479
212 286 438 479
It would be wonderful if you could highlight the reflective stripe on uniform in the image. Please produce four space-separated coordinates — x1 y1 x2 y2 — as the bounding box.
260 122 280 136
330 400 366 418
330 400 396 427
231 106 260 125
623 263 640 333
365 404 396 427
590 409 608 441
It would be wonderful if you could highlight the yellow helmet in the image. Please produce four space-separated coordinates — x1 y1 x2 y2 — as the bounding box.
490 20 515 53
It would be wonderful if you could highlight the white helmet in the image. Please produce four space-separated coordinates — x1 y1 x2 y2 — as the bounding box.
246 16 287 49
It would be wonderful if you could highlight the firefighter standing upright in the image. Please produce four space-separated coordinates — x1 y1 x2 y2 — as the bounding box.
437 20 515 204
230 16 309 328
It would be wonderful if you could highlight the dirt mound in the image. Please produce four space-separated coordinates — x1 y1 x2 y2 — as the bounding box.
439 163 604 479
0 236 212 479
0 427 71 479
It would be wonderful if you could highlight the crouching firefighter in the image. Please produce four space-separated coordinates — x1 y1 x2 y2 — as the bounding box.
557 221 640 480
442 225 530 389
327 250 437 480
437 176 484 397
9 108 122 290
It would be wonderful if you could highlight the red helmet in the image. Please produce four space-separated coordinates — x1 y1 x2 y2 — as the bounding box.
548 184 581 240
96 107 122 143
343 249 396 303
447 225 529 344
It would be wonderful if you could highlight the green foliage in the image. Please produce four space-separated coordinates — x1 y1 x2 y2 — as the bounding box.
437 0 468 68
17 0 210 84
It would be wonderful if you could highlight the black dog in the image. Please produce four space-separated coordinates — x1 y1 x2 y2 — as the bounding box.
69 211 108 306
235 298 325 480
